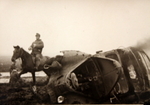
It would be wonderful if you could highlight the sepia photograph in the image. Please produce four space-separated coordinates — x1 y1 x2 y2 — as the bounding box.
0 0 150 104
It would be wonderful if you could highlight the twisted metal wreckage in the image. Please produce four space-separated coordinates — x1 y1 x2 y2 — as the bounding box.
10 47 150 104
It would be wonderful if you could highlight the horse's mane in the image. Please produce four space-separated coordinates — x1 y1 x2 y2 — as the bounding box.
21 48 31 56
20 48 32 63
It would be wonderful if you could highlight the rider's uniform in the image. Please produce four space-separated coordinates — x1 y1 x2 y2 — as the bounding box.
30 38 44 69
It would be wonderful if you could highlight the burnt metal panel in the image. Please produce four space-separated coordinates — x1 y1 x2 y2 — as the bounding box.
92 57 121 96
104 49 129 94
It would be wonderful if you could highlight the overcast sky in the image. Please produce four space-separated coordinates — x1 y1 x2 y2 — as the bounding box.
0 0 150 57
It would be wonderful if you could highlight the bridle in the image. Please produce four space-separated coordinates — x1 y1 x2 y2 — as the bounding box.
13 48 24 61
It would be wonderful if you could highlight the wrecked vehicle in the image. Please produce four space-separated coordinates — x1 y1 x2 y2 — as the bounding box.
46 50 121 104
103 47 150 103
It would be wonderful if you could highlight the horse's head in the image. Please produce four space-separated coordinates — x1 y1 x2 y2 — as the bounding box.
11 45 23 62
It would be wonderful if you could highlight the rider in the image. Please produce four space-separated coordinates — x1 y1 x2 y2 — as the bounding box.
28 33 44 70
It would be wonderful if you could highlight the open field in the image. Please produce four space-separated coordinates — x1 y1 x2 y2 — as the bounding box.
0 71 47 83
0 56 12 72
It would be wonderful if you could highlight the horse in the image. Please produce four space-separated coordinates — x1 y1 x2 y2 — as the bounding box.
11 45 63 92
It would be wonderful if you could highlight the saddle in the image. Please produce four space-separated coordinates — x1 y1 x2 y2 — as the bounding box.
31 54 43 64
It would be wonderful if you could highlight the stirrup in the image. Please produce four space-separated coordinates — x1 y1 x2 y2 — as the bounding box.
44 64 50 69
32 85 37 94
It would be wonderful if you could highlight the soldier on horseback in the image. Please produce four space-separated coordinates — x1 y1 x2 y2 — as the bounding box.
28 33 44 70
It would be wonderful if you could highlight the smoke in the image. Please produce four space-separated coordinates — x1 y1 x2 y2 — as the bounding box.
134 37 150 50
134 37 150 57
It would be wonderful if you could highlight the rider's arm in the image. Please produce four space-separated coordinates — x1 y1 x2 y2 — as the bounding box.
28 42 34 50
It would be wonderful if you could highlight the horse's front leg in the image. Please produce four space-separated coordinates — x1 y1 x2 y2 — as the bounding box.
18 70 27 78
31 71 36 85
31 71 37 93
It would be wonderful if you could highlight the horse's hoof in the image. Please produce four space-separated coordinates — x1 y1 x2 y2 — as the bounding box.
32 85 37 93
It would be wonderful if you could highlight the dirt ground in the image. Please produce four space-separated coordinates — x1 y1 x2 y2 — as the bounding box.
1 83 150 105
1 76 150 105
0 84 50 105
